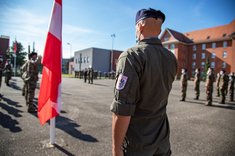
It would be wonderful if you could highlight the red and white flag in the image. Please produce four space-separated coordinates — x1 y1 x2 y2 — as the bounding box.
13 41 17 53
38 0 62 125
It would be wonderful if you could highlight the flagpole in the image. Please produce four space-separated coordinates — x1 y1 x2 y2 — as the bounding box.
14 55 16 76
50 117 56 145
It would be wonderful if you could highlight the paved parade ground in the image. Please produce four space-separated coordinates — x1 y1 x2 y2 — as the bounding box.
0 76 235 156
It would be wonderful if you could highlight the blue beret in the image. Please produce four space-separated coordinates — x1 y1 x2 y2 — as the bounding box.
135 8 165 24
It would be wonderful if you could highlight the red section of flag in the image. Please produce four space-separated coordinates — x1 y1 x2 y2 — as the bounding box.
13 41 17 53
38 0 62 125
55 0 62 5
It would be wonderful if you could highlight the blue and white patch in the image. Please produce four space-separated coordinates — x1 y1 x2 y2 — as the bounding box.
116 74 128 90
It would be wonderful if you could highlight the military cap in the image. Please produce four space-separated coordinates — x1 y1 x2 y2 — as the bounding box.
135 8 165 24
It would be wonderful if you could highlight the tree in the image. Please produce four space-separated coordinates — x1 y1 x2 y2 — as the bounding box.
7 41 27 66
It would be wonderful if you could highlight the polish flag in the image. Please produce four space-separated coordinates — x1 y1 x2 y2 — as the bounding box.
38 0 62 125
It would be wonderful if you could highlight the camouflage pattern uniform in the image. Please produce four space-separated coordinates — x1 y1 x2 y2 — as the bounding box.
228 72 235 102
219 71 229 104
180 69 188 101
25 56 38 112
4 61 12 86
88 67 94 84
215 73 221 97
205 68 215 106
194 68 200 100
84 68 88 83
21 60 29 96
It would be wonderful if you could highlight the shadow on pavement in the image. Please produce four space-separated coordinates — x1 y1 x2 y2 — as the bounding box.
0 97 23 117
29 109 98 143
0 111 22 133
56 116 98 143
10 81 22 91
54 143 75 156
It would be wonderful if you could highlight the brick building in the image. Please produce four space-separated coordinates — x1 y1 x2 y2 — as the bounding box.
160 20 235 78
0 35 10 60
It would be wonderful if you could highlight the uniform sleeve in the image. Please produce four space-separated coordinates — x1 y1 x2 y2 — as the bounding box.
110 53 140 116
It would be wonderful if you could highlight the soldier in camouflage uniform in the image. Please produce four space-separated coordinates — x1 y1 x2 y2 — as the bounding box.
88 66 94 84
25 52 39 113
228 72 235 102
4 59 12 86
215 72 221 97
180 68 188 101
205 68 215 106
194 68 200 100
219 70 229 104
21 54 31 96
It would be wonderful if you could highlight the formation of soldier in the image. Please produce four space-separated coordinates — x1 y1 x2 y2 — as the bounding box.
180 67 235 105
21 52 39 113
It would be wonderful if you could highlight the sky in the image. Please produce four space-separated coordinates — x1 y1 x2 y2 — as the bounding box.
0 0 234 58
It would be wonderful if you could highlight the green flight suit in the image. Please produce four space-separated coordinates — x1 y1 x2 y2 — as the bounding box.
110 38 177 156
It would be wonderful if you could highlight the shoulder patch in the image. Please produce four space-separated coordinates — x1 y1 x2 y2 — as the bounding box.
116 74 128 90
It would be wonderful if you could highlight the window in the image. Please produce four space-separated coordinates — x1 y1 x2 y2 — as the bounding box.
192 62 196 69
201 53 206 59
202 44 206 50
87 57 89 63
84 57 86 63
170 44 175 53
211 52 216 59
222 62 226 68
211 62 215 68
193 45 197 51
222 51 227 58
223 41 227 48
212 42 216 49
192 53 196 60
201 62 205 68
75 58 77 64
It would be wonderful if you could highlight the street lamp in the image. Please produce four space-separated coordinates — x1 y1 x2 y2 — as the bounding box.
67 42 72 59
110 34 115 72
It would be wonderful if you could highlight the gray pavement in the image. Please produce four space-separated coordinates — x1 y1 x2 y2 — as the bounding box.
0 77 235 156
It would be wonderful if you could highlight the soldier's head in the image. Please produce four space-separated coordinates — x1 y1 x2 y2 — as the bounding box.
30 52 37 61
207 68 213 75
135 8 165 41
195 68 200 73
220 69 225 75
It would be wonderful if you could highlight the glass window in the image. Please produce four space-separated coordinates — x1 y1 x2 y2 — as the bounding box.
223 41 227 48
202 53 206 59
222 51 227 58
212 42 216 49
192 53 196 60
201 62 205 68
211 62 215 68
222 62 226 68
164 36 169 41
87 57 89 63
193 45 197 51
211 52 216 59
192 62 196 69
170 44 175 54
83 57 86 63
202 44 206 50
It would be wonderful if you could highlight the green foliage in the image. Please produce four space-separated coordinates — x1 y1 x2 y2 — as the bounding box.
6 41 27 66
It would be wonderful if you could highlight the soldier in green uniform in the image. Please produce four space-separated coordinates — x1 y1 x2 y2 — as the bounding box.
228 72 234 102
215 72 221 97
25 52 38 113
205 68 215 106
21 54 31 96
180 68 188 101
88 66 94 84
4 59 12 86
194 68 200 100
219 70 229 104
110 8 177 156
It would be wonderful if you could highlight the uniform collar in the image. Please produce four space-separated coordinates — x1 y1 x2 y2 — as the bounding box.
138 37 162 45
